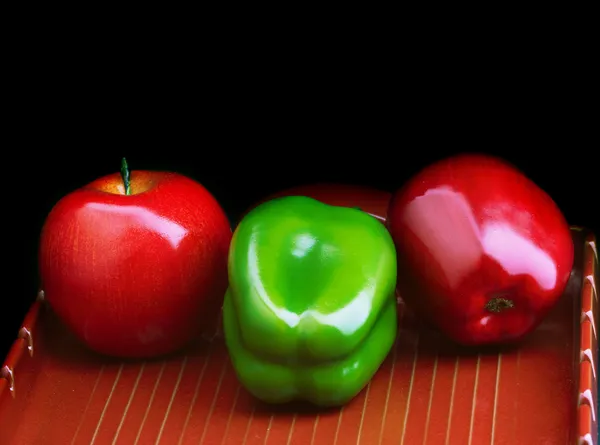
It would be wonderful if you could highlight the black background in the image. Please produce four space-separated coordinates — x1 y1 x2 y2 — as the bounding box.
2 62 597 362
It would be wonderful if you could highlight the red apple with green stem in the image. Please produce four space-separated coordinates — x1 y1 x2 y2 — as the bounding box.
387 154 574 346
38 159 232 358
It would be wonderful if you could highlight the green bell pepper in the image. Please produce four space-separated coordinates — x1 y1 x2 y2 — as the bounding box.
223 196 398 407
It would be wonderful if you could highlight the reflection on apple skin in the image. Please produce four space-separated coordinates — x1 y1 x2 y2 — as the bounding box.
387 155 574 346
38 171 232 358
402 187 558 293
83 202 189 249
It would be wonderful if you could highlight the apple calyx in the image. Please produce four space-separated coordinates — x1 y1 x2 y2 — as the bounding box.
121 157 131 195
485 297 515 313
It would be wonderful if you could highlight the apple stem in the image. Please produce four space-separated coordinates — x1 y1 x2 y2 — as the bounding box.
485 297 515 313
121 157 131 195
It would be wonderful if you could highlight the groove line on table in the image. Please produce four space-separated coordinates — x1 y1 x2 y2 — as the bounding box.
155 357 188 445
467 354 482 445
176 341 215 445
220 384 242 445
69 365 105 445
241 403 257 445
400 332 420 445
444 357 459 445
262 415 275 445
332 403 345 445
199 359 229 444
133 362 166 445
422 348 439 445
112 363 146 445
90 364 124 445
377 306 405 445
355 380 372 444
285 414 298 445
490 354 502 445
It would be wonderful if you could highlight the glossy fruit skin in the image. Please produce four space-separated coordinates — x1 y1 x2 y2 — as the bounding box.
39 170 232 358
224 196 398 407
258 183 391 224
387 154 574 346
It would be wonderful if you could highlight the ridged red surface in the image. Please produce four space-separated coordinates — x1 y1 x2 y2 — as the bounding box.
0 228 596 445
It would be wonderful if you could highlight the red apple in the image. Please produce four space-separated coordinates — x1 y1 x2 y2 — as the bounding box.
387 154 574 346
38 159 232 358
242 183 391 224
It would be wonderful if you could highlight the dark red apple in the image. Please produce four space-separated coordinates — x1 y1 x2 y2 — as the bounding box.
243 182 391 224
38 159 232 358
387 154 574 346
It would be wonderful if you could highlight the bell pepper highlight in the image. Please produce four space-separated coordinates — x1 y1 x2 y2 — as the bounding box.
223 196 398 407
